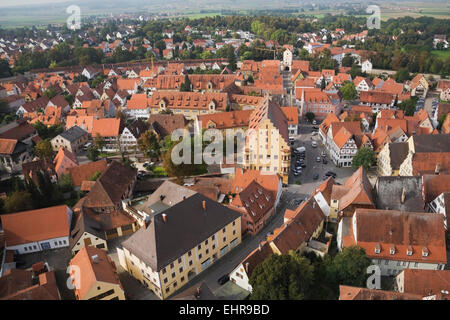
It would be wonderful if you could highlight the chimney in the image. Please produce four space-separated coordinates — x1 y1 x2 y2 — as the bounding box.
401 187 406 204
202 200 206 211
245 262 249 273
435 163 440 175
162 213 167 223
160 194 165 202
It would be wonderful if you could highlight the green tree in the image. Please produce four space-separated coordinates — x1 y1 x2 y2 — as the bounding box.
42 88 57 99
162 138 207 182
0 98 9 114
341 54 354 67
249 252 314 300
326 246 372 292
397 97 418 116
394 68 411 83
122 157 136 170
58 174 73 193
4 191 33 213
305 112 315 122
180 74 192 92
137 130 161 158
87 146 100 161
93 133 106 152
34 140 54 159
0 59 12 78
339 81 358 100
351 148 376 170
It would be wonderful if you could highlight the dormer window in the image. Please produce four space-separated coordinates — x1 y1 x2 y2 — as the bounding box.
406 246 413 256
390 245 396 255
374 243 381 254
422 247 429 257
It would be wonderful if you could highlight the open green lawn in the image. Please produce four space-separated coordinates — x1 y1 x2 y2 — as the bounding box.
431 50 450 59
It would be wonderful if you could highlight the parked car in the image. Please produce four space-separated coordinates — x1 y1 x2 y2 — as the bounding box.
322 158 328 164
321 151 326 157
313 173 319 180
289 137 295 144
311 141 318 147
312 120 317 125
83 142 93 151
316 156 321 162
325 171 337 177
218 274 230 285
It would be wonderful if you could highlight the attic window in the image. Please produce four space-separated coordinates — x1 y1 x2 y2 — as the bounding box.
422 247 429 257
390 246 396 255
374 243 381 254
406 246 413 256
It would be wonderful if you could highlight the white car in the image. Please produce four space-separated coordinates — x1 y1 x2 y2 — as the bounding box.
83 142 93 150
311 141 317 147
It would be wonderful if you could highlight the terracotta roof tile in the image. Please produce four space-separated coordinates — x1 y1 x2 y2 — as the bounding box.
0 205 71 246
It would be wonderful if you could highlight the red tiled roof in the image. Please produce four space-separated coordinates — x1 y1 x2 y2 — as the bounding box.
0 205 70 246
69 246 122 299
281 107 298 125
69 159 108 187
0 138 18 155
349 209 447 264
197 110 252 130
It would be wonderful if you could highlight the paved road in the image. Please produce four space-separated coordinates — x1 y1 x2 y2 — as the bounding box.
177 189 300 295
100 123 355 299
370 69 441 80
169 123 354 298
288 124 354 188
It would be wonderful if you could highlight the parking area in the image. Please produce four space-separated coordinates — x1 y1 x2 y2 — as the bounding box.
287 124 354 190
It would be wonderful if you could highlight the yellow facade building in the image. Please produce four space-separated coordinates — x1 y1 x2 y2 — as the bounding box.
117 193 242 300
69 245 125 300
244 96 291 184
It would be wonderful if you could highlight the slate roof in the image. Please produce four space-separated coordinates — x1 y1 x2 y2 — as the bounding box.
122 193 241 271
375 176 424 212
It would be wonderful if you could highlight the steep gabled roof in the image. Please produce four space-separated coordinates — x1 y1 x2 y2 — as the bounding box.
69 246 122 299
83 161 136 208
